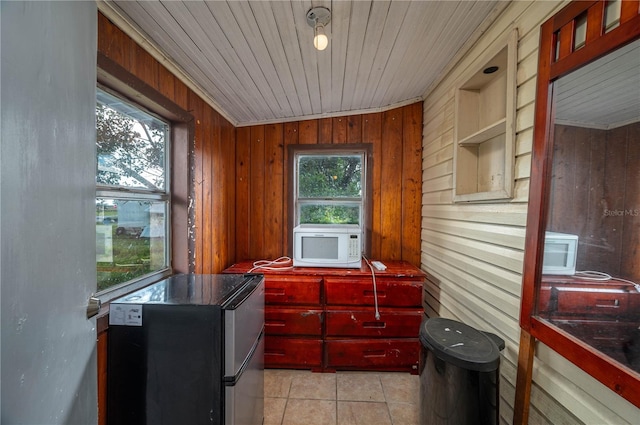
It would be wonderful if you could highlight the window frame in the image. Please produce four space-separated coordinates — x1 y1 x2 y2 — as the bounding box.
95 84 172 300
96 52 194 303
287 144 373 257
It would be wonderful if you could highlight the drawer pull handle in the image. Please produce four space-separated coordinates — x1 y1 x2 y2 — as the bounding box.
596 299 620 308
363 350 386 358
266 320 286 327
363 290 386 297
363 321 386 328
265 350 286 357
266 288 286 296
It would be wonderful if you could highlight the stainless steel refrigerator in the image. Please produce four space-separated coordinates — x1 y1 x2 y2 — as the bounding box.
107 273 264 425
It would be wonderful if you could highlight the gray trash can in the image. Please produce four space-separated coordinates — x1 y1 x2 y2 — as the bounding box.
419 317 504 425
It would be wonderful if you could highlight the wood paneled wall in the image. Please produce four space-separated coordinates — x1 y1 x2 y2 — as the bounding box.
98 12 236 275
235 103 423 267
550 123 639 281
98 12 422 273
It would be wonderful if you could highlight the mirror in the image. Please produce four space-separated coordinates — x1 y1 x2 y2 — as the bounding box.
517 1 640 414
535 38 640 373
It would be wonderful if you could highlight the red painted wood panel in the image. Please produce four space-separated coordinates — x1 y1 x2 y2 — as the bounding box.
620 0 640 24
132 43 158 90
264 276 322 305
97 13 131 70
283 121 299 253
265 307 323 336
210 109 224 272
264 123 284 258
325 308 423 337
380 109 404 260
325 339 420 372
402 103 423 266
347 115 363 144
221 119 236 269
319 117 332 144
332 116 348 144
298 119 319 144
157 65 175 103
235 127 251 261
265 337 323 368
249 126 266 259
234 104 422 267
324 277 423 307
363 112 383 258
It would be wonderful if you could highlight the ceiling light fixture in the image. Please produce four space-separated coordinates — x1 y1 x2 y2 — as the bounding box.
306 7 331 51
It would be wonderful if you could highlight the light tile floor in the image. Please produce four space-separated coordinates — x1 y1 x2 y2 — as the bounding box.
264 369 420 425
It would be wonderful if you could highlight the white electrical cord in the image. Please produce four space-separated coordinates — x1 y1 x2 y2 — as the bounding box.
575 270 640 292
362 255 381 320
248 256 294 273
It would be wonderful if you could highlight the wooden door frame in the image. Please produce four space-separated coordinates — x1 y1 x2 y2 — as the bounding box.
514 1 640 422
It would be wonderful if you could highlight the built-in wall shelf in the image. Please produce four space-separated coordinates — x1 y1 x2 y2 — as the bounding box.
458 117 507 146
453 29 517 203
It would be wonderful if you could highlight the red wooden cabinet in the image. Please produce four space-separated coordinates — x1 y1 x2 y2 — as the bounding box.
325 277 423 307
537 276 640 362
264 337 323 369
538 276 640 319
262 276 323 370
223 260 425 373
264 276 322 305
325 307 423 338
325 339 420 370
265 307 323 336
324 275 423 373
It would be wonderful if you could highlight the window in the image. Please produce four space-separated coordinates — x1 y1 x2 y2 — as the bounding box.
95 87 170 297
294 150 365 227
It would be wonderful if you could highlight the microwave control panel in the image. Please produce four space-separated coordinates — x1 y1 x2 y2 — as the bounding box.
348 234 360 260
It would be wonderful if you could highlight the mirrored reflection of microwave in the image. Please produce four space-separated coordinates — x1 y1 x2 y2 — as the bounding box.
542 231 578 275
293 224 362 268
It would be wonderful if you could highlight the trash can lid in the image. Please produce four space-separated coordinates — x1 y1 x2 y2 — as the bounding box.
419 317 501 372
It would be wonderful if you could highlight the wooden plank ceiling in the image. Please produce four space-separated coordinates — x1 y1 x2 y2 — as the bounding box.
555 38 640 129
101 0 501 126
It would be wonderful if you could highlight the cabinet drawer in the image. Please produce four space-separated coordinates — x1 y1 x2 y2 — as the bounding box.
325 308 423 338
265 276 322 305
325 277 422 307
325 339 419 371
264 336 322 369
540 284 637 318
556 290 629 316
265 307 323 336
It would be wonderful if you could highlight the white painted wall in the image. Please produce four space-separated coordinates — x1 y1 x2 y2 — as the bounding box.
421 1 640 423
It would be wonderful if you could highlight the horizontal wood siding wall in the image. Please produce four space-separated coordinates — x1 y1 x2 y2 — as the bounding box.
236 103 423 266
98 12 236 275
422 1 638 424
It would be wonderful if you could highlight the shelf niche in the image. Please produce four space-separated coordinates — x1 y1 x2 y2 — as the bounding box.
453 29 517 203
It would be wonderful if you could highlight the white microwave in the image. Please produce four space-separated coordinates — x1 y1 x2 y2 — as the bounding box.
542 231 578 275
293 224 362 268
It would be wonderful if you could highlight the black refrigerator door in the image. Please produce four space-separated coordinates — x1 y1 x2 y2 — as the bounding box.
107 305 224 425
